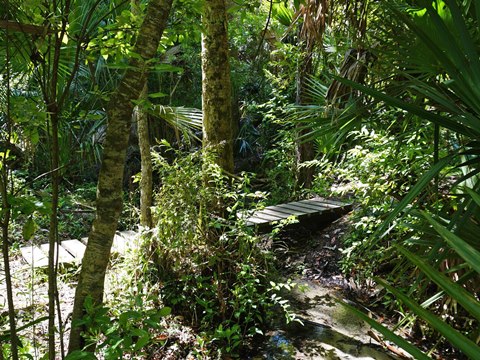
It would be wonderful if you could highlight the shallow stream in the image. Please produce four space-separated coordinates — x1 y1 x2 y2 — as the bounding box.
256 280 398 359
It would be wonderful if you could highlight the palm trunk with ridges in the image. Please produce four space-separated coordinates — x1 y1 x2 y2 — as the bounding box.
296 51 315 189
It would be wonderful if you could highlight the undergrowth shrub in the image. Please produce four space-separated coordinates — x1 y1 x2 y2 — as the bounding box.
312 126 434 279
67 296 172 360
149 143 298 355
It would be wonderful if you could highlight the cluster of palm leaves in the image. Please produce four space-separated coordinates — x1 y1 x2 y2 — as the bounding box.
340 1 480 357
291 0 479 357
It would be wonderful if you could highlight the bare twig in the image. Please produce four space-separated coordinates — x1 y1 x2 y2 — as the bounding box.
254 0 273 61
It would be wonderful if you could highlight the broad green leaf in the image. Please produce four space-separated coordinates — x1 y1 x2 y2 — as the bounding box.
148 92 167 98
422 211 480 274
396 245 480 321
22 218 37 240
64 351 97 360
158 306 172 317
131 328 150 350
119 310 141 326
337 299 430 360
377 278 480 359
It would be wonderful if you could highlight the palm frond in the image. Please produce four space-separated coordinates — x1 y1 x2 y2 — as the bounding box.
148 104 202 141
376 277 480 359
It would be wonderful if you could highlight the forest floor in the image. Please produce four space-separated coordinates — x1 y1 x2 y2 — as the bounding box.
2 214 415 359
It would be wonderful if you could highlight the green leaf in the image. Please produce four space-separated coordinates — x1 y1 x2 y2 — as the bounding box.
148 92 167 98
22 218 37 241
422 211 480 274
464 187 480 208
337 299 429 360
151 63 183 73
64 350 97 360
119 310 141 326
396 245 480 322
106 63 137 70
132 328 150 351
273 2 294 27
158 306 171 317
332 76 474 137
375 156 453 238
377 278 480 359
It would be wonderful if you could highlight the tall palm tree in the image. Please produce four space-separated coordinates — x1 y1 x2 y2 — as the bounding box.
280 0 371 187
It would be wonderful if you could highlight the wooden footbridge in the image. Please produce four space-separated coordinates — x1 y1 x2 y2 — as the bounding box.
20 198 351 267
241 197 352 228
20 230 138 268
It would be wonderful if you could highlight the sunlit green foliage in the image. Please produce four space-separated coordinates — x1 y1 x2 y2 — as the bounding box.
148 143 298 355
320 0 480 357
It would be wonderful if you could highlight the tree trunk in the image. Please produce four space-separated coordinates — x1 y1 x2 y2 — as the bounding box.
201 0 234 174
46 10 69 355
296 51 315 189
0 16 19 359
68 0 172 352
47 108 60 360
136 84 153 228
0 178 18 360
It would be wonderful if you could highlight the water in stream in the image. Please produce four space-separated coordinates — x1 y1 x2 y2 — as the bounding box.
261 320 396 359
254 280 398 359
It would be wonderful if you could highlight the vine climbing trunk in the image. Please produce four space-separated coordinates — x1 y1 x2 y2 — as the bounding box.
201 0 234 174
68 0 173 352
131 0 153 230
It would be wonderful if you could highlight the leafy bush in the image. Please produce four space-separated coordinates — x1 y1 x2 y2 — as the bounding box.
311 125 434 278
67 295 171 359
149 143 297 355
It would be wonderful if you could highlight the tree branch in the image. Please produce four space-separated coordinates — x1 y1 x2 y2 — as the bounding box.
0 20 56 35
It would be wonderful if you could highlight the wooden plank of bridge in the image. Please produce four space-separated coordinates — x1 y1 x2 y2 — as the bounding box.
20 246 49 267
61 239 86 262
20 230 139 267
244 198 351 227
